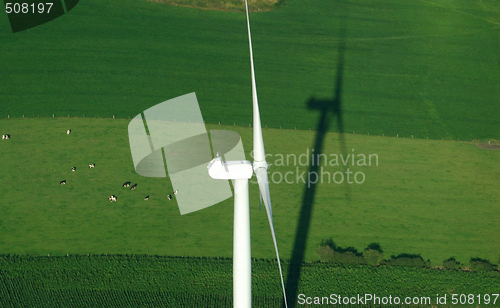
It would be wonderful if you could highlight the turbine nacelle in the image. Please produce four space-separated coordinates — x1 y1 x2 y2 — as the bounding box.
207 156 253 180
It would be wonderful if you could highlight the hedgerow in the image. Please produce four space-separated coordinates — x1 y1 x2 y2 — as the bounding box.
317 241 499 273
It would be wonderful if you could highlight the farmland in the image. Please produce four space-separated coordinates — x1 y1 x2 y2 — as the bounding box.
0 255 499 307
0 118 498 266
0 0 499 306
0 0 499 140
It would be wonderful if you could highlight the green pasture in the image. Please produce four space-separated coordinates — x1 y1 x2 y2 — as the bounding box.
0 118 498 266
0 0 499 140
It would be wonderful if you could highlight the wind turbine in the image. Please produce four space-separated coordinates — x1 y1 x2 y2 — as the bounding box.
128 1 287 305
208 1 288 307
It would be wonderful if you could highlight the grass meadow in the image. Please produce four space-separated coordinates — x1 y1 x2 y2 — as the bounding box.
0 0 499 305
0 0 499 140
0 118 498 266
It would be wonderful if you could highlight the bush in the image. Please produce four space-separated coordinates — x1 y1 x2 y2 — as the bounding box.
382 253 428 268
363 249 383 267
469 258 496 272
317 240 365 265
317 245 335 262
365 243 383 253
320 239 336 250
332 251 366 265
443 257 462 270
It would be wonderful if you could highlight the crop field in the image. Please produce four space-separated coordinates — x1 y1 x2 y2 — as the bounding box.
0 255 499 307
0 0 499 306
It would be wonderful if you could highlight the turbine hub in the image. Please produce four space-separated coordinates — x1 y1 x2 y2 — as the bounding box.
252 161 268 172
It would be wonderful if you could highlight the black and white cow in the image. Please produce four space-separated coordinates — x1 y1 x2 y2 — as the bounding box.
130 184 137 190
167 194 172 200
89 163 95 169
60 180 66 185
67 130 71 135
2 134 10 139
71 167 76 172
173 190 178 195
144 195 149 200
108 195 117 202
122 182 131 188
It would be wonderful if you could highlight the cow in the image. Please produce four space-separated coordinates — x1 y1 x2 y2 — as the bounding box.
71 167 76 172
122 182 131 188
173 189 178 195
130 184 137 190
144 195 149 200
2 134 10 139
67 130 71 135
108 195 117 202
60 180 66 185
167 194 172 200
89 163 95 169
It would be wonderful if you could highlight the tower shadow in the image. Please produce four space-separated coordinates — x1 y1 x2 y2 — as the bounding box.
283 10 348 308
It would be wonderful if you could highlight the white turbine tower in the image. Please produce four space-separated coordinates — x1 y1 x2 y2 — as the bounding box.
208 1 288 307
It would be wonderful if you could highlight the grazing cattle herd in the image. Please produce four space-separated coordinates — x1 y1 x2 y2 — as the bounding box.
57 129 178 203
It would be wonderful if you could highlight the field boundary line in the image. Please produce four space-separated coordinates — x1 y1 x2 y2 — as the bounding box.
420 0 500 27
1 115 497 142
347 24 500 43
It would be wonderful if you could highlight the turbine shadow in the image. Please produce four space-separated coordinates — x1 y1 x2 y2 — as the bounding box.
283 10 349 308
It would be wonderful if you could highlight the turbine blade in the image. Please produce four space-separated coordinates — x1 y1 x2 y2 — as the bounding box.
255 167 288 308
245 0 266 163
259 192 262 212
246 2 285 305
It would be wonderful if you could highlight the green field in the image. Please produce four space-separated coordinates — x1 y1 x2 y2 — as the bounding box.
0 255 498 307
1 0 499 306
0 118 498 266
0 0 499 140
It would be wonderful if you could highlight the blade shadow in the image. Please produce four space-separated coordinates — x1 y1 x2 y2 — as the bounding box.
283 9 349 308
